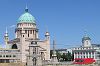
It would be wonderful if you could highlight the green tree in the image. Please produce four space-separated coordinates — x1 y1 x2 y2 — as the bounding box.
56 51 61 61
50 50 74 62
66 51 72 61
61 51 73 61
72 53 74 61
50 50 53 58
61 53 67 61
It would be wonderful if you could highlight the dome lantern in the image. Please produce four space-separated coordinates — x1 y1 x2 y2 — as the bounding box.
25 5 28 12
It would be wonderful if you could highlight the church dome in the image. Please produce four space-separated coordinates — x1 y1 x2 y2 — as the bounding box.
82 36 91 41
18 7 36 23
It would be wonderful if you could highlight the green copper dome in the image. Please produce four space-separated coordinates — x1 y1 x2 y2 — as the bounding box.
18 7 36 23
82 36 91 40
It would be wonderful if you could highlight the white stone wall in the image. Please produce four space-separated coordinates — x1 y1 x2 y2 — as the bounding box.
38 40 50 61
16 23 50 63
83 40 91 47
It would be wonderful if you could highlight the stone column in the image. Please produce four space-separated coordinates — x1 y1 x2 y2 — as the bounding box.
94 52 96 60
85 52 86 58
91 52 92 58
79 52 81 58
88 52 89 58
74 53 76 59
77 52 78 58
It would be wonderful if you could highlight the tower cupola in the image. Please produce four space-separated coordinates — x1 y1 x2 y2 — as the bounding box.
45 31 50 40
82 34 91 47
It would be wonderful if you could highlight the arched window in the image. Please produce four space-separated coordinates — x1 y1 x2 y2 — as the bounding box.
32 57 37 65
12 44 18 49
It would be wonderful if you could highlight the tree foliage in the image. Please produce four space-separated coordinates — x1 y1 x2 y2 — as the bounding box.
50 50 74 61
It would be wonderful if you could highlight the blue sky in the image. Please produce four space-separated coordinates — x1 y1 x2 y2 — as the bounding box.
0 0 100 49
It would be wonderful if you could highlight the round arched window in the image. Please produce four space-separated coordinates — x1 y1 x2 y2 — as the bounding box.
12 44 18 49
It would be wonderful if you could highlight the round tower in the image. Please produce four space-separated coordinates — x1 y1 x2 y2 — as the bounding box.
44 31 50 60
15 6 38 39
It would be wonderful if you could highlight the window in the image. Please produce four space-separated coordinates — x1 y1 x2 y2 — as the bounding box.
97 52 100 54
3 55 5 57
32 58 37 65
31 41 37 44
28 34 29 37
20 24 21 26
89 54 91 58
30 30 32 34
25 30 27 34
78 52 79 54
92 51 94 54
13 55 16 57
33 30 34 34
33 52 35 54
20 30 22 34
89 52 91 54
35 48 36 52
75 52 77 54
26 63 27 66
23 35 24 37
0 55 2 57
9 55 11 57
92 56 94 58
12 44 18 49
31 41 34 44
6 55 9 57
35 42 37 44
86 41 88 45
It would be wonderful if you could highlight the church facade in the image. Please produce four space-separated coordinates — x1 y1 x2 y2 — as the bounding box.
0 6 50 64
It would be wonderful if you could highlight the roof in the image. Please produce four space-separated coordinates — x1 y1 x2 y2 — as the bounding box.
18 7 36 23
8 38 20 44
82 36 91 41
92 44 100 47
51 49 67 51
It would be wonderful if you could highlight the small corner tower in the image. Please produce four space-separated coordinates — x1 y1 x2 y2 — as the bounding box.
82 33 91 47
44 30 50 60
4 27 9 48
45 30 50 40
